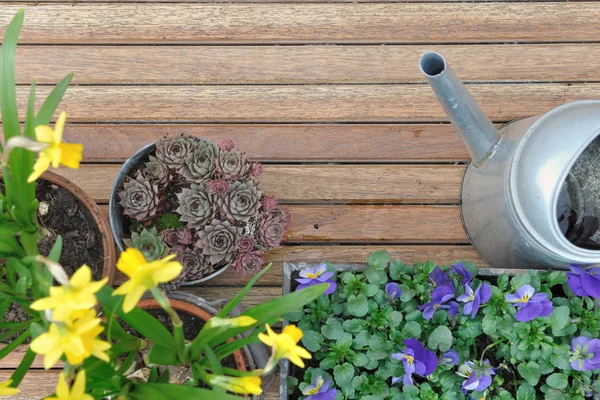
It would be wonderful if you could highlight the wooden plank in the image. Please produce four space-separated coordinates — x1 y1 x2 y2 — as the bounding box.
60 124 470 163
0 345 48 370
14 44 600 84
2 3 599 44
14 84 600 123
99 204 468 244
57 164 464 204
13 0 579 3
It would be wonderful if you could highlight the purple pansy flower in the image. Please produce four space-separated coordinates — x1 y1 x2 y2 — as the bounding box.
570 336 600 372
457 360 495 393
302 376 337 400
295 264 337 295
505 284 553 322
441 349 459 366
385 282 402 301
451 262 473 285
391 338 439 386
419 285 459 321
567 265 600 298
457 283 492 318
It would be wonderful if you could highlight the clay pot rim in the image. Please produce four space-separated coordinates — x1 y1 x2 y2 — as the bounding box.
39 170 116 284
137 298 247 372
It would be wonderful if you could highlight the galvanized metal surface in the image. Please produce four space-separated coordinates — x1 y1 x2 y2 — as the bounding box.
108 140 230 285
421 51 600 270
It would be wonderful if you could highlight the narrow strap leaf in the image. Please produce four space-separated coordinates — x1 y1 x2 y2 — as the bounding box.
217 263 272 318
0 9 23 142
10 347 36 387
35 73 73 126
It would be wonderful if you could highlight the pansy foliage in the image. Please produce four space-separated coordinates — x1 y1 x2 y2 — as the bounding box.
287 251 600 399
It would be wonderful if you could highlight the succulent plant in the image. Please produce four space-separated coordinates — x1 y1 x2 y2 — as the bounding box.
236 236 255 253
231 251 264 274
177 248 215 281
195 219 243 265
156 212 184 231
216 150 251 181
262 194 278 213
176 227 193 245
156 135 195 169
175 184 216 229
257 213 285 247
219 138 235 151
124 227 169 261
217 180 262 223
118 172 160 221
180 141 220 182
205 179 230 195
144 155 169 186
251 162 263 177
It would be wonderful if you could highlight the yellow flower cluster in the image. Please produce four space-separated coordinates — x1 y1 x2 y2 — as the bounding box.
259 324 312 373
30 265 110 370
43 370 93 400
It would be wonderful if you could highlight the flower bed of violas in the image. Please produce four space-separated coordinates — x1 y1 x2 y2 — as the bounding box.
117 134 290 287
286 252 600 400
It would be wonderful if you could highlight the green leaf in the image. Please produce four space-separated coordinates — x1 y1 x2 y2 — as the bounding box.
10 347 36 387
343 319 365 333
48 236 63 263
333 362 354 387
548 306 570 335
546 372 568 390
367 250 389 270
388 311 403 329
363 284 379 297
352 331 370 349
353 353 370 367
347 294 369 317
0 328 29 360
216 263 272 318
517 361 541 386
516 383 536 400
389 260 411 280
147 343 179 366
322 318 345 340
302 330 324 352
130 383 241 400
428 326 453 353
0 9 23 141
35 73 74 126
401 321 421 339
96 286 176 349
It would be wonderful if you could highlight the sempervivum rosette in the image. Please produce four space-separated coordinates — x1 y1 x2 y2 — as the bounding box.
155 135 195 169
175 184 215 229
218 180 262 223
118 172 160 221
117 134 290 285
195 219 243 264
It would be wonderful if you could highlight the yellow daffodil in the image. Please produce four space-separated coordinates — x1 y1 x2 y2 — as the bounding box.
30 310 111 369
0 380 19 396
44 370 93 400
31 264 108 322
28 112 83 183
258 324 311 372
207 316 257 328
208 374 262 395
113 248 183 313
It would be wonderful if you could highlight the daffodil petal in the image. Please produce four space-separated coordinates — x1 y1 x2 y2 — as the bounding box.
71 370 86 398
59 142 83 169
152 261 183 283
35 125 55 144
117 248 148 277
54 112 67 144
44 347 63 370
283 325 303 343
122 284 146 313
70 265 92 288
113 279 136 296
28 152 51 182
30 296 61 311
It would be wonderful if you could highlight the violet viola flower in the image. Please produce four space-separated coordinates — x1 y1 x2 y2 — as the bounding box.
570 336 600 372
295 264 337 295
567 265 600 299
451 262 473 285
385 282 402 301
391 338 439 386
457 283 492 318
457 360 495 393
418 285 459 321
505 284 553 322
441 349 459 366
302 376 337 400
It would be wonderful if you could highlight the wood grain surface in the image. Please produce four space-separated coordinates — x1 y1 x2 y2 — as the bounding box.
1 3 598 44
13 84 599 123
14 44 600 84
57 164 463 204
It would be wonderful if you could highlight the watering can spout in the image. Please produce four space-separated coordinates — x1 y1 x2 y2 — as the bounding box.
420 52 500 166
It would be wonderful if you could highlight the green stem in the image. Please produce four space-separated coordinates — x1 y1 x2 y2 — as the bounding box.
150 287 184 362
480 339 506 364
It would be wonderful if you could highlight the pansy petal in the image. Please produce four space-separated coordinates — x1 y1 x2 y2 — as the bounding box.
323 281 337 295
567 273 588 296
580 273 600 298
515 302 543 322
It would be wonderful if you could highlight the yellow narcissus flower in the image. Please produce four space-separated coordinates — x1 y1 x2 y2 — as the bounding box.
0 380 19 396
30 264 108 322
207 315 257 328
30 310 111 369
208 374 262 395
27 112 83 183
44 370 93 400
258 324 311 372
113 248 183 313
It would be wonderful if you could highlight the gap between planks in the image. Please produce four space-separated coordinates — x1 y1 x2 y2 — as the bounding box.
12 44 600 85
11 83 600 123
1 3 599 44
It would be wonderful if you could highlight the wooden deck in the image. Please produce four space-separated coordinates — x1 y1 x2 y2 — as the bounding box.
2 1 599 398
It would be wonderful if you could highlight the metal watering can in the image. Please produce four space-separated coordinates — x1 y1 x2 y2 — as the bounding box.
420 52 600 270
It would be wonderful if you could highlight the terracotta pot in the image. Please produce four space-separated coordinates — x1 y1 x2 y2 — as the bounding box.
39 170 116 284
137 297 247 372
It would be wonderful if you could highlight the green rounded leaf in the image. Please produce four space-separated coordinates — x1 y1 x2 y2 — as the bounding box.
428 326 453 353
546 372 568 390
368 250 390 270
